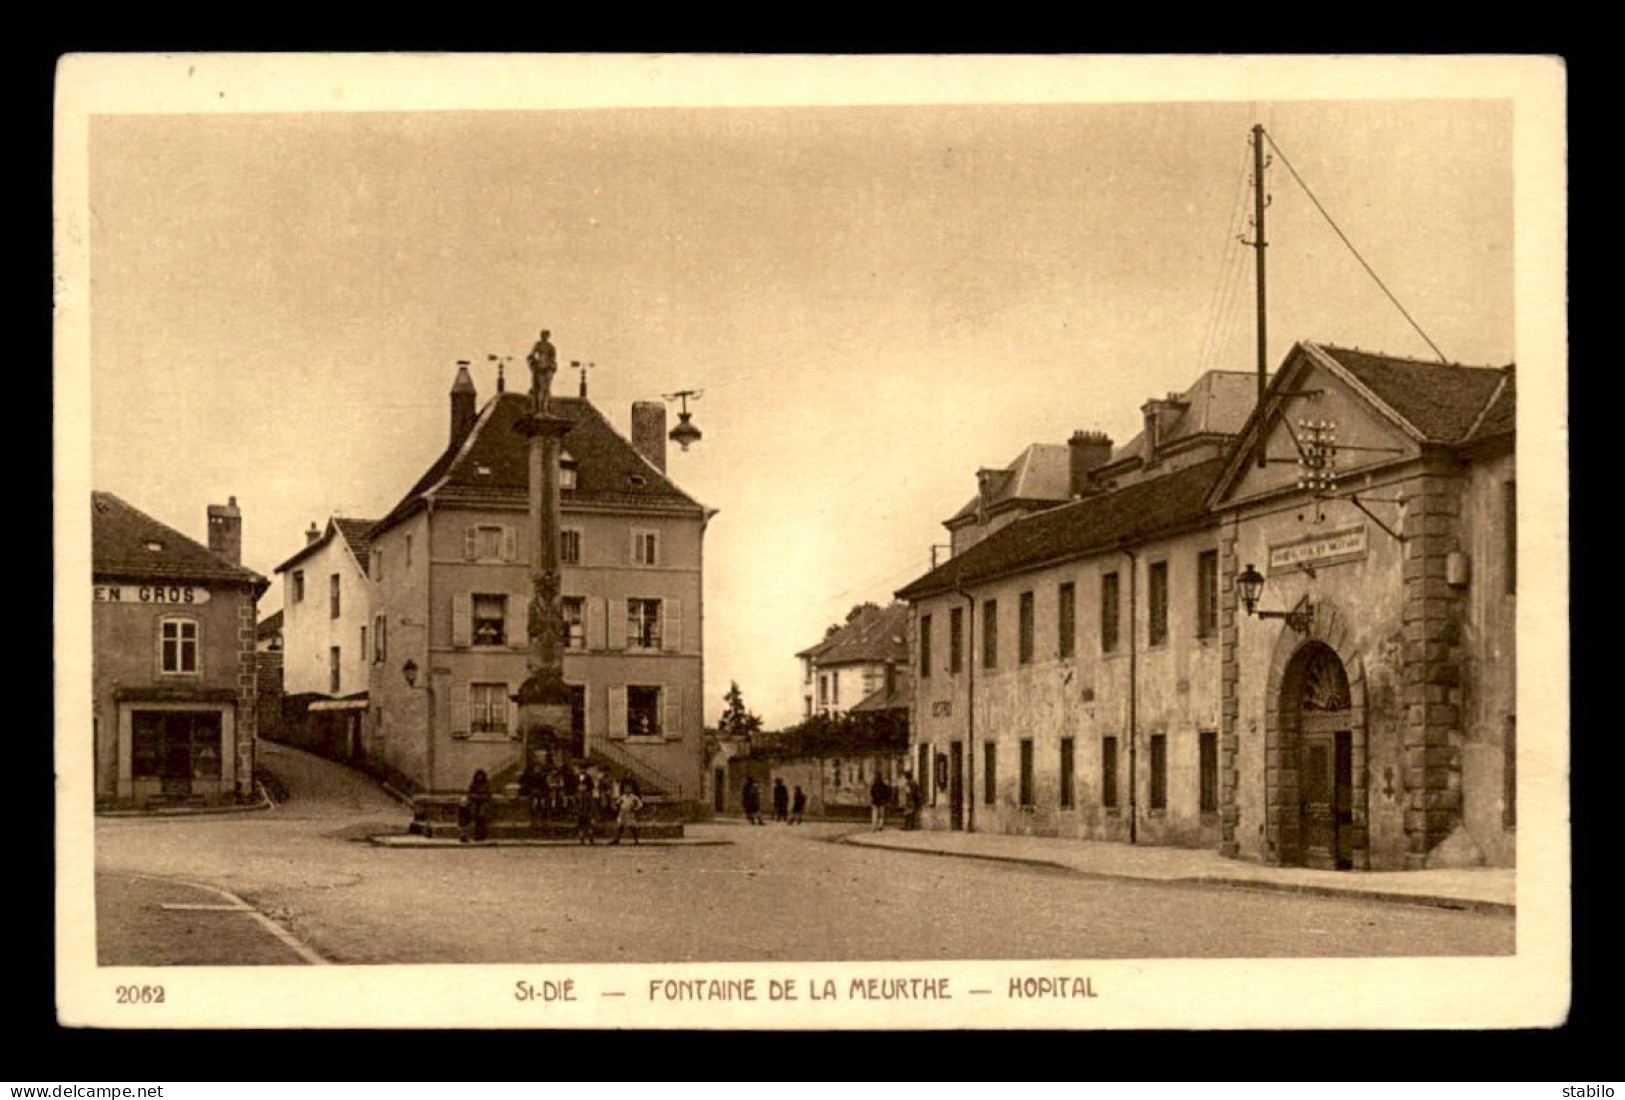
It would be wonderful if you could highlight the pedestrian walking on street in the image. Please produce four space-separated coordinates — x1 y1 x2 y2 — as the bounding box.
612 781 645 845
772 777 790 823
461 769 492 843
790 785 806 825
869 772 890 831
741 777 764 825
901 770 921 831
575 781 597 846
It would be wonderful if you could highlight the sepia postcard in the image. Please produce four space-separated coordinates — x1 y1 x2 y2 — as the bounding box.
54 53 1569 1029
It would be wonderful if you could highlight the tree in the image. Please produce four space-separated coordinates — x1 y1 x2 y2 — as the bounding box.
719 681 763 739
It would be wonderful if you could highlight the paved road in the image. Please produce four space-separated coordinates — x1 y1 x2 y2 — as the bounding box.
95 741 1514 965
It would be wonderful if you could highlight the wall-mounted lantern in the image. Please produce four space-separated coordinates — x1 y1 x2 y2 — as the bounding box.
401 658 419 688
1237 563 1315 634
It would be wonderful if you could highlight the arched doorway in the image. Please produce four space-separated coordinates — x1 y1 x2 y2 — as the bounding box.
1277 642 1362 870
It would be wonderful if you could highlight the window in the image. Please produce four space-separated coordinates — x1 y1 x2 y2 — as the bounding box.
631 530 659 566
1148 561 1168 646
832 673 840 706
472 594 507 646
627 685 662 738
1018 591 1034 665
561 529 582 565
831 758 843 788
982 599 998 669
360 624 367 662
1200 730 1218 812
563 597 586 650
819 675 828 707
329 646 341 694
560 457 578 491
1197 550 1218 638
1101 572 1120 653
1102 736 1119 809
159 618 199 674
627 598 662 649
984 741 997 806
920 614 933 678
1019 739 1034 807
470 683 509 737
1504 715 1517 828
1505 480 1517 595
949 607 963 674
330 573 341 620
465 525 512 562
292 570 305 603
1060 737 1076 809
1058 582 1076 659
1149 733 1168 811
373 614 386 663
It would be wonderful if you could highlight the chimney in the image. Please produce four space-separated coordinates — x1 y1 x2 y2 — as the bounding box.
631 400 667 473
1068 431 1113 497
450 362 478 447
207 496 242 565
1142 394 1189 468
305 521 321 545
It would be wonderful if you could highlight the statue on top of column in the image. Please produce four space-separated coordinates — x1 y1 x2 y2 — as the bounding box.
527 329 558 411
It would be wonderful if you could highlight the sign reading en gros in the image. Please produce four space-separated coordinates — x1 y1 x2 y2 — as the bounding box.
1267 526 1367 573
95 584 211 605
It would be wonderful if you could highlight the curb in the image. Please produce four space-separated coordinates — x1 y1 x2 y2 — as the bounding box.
841 836 1515 916
368 836 735 849
98 795 274 819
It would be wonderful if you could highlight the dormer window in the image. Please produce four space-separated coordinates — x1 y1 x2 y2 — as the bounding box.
627 473 646 488
560 457 578 491
476 465 493 477
145 540 163 553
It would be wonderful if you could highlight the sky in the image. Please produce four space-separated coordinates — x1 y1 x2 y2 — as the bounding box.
81 87 1515 729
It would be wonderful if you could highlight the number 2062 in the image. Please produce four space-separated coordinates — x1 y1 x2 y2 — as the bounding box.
116 985 165 1004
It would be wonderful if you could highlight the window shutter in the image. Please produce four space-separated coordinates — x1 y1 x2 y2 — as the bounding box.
607 598 627 650
608 686 628 741
464 526 477 561
664 686 683 741
663 598 683 653
452 593 472 648
586 597 606 651
453 681 472 738
507 687 520 741
628 530 639 564
650 532 660 567
503 526 517 562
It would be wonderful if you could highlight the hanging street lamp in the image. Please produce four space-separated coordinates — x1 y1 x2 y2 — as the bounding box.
664 389 704 452
1236 563 1315 634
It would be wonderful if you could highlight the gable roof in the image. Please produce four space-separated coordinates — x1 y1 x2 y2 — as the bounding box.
92 492 269 593
1310 345 1509 444
800 602 912 666
257 609 283 637
899 458 1225 601
274 514 381 576
373 394 706 538
850 668 915 714
947 443 1072 525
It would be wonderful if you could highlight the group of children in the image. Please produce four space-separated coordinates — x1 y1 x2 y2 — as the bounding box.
460 765 647 845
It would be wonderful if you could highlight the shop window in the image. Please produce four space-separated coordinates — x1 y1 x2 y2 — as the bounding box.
920 614 932 678
1148 561 1169 646
472 594 507 646
563 597 586 649
1199 730 1218 812
950 607 963 674
626 685 663 738
627 598 663 650
159 617 199 674
470 683 509 737
1196 550 1218 638
1150 733 1168 811
982 599 998 669
1060 737 1075 809
1058 582 1076 659
1019 739 1034 807
1018 591 1034 665
984 741 997 806
1102 736 1119 809
1101 572 1120 653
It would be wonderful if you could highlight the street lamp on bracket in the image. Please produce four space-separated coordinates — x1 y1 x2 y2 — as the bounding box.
1236 563 1315 635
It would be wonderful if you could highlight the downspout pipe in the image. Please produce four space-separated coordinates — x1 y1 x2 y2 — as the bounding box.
954 581 977 833
1122 546 1138 845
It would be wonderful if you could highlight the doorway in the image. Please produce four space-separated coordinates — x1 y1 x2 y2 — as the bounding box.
949 741 965 830
1282 643 1359 870
133 710 223 797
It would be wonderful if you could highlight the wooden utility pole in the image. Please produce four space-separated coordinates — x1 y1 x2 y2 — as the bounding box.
1252 123 1269 468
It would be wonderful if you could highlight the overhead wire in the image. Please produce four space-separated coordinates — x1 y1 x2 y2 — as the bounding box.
1196 137 1255 375
1262 128 1449 363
